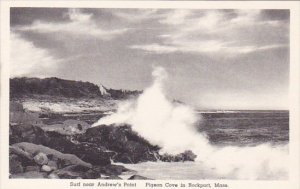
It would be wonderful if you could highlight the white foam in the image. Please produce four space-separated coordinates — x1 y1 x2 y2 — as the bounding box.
92 67 289 179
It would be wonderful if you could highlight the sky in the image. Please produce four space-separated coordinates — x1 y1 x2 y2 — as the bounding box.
10 8 290 110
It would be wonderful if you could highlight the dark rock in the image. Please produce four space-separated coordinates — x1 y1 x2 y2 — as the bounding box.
9 146 36 171
106 88 142 100
93 164 130 176
101 175 122 180
84 169 101 179
160 150 197 162
25 166 40 172
10 125 112 166
10 171 47 179
10 124 50 145
53 165 100 179
9 154 24 174
12 142 92 168
77 125 161 164
9 101 42 126
10 145 33 161
181 150 197 161
128 175 152 180
77 124 83 131
10 101 24 112
47 160 58 170
34 152 49 165
61 164 91 172
10 123 196 168
46 135 113 166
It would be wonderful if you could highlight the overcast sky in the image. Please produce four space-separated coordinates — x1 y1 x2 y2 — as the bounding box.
10 8 289 110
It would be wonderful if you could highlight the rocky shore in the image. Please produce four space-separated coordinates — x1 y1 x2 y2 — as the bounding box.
9 101 197 179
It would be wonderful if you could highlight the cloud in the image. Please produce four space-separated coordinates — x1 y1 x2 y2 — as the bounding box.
130 43 178 54
159 9 193 25
10 33 60 77
13 9 129 40
130 41 287 55
130 9 289 56
113 9 162 23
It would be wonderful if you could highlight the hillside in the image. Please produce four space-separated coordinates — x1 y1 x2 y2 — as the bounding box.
10 77 141 100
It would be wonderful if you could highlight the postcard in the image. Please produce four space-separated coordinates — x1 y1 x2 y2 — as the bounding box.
1 1 299 189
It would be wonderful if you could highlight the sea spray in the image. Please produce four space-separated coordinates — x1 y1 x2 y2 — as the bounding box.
92 67 288 179
93 67 211 154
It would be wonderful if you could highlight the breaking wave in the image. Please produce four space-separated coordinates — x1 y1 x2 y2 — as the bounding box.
92 67 288 179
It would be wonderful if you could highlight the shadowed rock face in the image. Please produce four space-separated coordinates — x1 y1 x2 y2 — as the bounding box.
128 175 153 180
10 124 50 145
9 101 197 179
9 154 24 174
77 125 161 164
9 124 161 165
11 124 197 164
9 142 104 179
10 123 197 166
8 76 197 180
9 101 42 126
12 142 92 168
10 124 112 166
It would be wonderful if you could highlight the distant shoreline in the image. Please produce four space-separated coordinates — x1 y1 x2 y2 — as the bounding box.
196 110 289 113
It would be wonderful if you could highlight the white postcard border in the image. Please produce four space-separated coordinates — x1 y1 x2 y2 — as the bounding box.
1 1 299 189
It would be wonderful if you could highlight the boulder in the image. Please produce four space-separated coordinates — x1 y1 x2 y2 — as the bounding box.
34 152 49 165
9 154 24 174
48 172 60 179
47 160 58 170
25 166 40 172
9 146 36 172
53 165 100 179
101 175 122 180
84 169 101 179
77 125 161 164
10 145 33 161
91 125 197 163
10 171 47 179
181 150 197 161
128 175 152 180
41 165 52 172
40 119 90 135
12 142 92 168
9 101 42 126
10 123 196 168
44 132 113 166
10 101 24 112
10 124 50 145
93 164 130 176
10 125 112 166
160 150 197 162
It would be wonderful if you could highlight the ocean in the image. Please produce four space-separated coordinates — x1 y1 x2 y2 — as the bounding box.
117 110 290 180
198 110 289 146
53 110 289 179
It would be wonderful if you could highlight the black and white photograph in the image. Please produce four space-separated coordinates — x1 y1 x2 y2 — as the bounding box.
1 1 299 188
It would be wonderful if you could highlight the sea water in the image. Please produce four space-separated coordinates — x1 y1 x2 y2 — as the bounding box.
117 111 289 180
198 110 289 147
93 68 289 180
